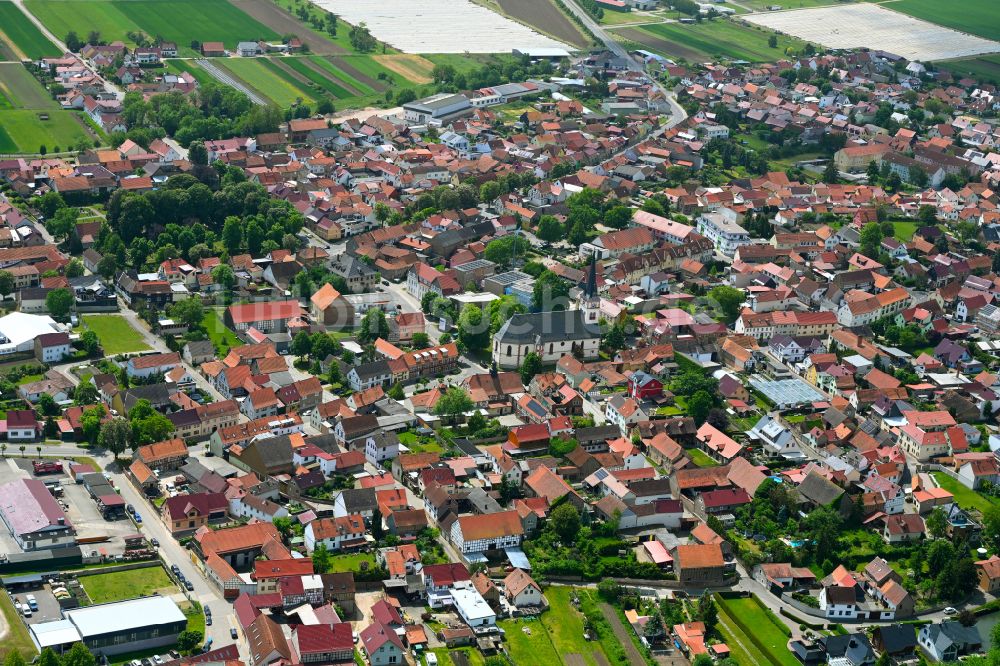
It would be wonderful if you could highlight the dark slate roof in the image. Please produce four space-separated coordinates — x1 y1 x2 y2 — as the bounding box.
494 309 601 345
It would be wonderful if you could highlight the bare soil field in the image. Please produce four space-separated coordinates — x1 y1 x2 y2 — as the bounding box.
236 0 347 54
613 26 702 62
496 0 589 47
373 54 434 84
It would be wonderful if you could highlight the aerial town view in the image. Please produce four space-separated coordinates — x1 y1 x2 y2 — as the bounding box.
1 0 1000 664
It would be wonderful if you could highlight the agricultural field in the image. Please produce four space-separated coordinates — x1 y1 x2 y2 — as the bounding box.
0 63 90 154
372 54 435 85
739 0 846 10
0 1 60 59
80 567 177 604
743 3 1000 61
0 62 56 108
613 18 805 63
493 0 590 47
872 0 1000 42
232 0 347 55
24 0 280 56
80 314 151 354
216 57 320 107
938 54 1000 84
310 0 569 54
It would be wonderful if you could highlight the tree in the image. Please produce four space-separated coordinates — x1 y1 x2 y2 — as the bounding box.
709 285 744 323
291 330 313 358
411 332 430 349
536 215 563 242
74 382 99 405
433 387 473 417
65 31 82 52
188 141 208 166
550 503 581 543
99 417 132 459
212 263 236 290
61 642 97 666
866 160 880 183
358 308 388 343
372 506 385 542
982 504 1000 548
483 235 531 267
80 329 100 355
388 382 404 400
131 410 174 446
687 390 714 425
167 297 204 328
80 406 104 446
925 507 947 539
45 287 74 319
520 352 541 385
222 216 243 254
532 270 571 311
312 542 331 574
767 34 778 48
823 160 839 183
859 221 884 258
176 629 203 654
917 204 937 224
457 303 489 351
0 270 13 297
697 590 718 634
37 393 59 417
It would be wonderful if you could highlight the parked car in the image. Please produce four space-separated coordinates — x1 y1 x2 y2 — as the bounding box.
152 657 163 665
230 628 238 640
126 504 135 514
184 581 194 591
151 538 159 548
21 605 31 618
205 615 212 626
170 564 180 575
134 513 142 524
25 594 37 611
944 607 958 615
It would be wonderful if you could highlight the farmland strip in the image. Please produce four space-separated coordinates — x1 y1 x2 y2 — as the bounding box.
326 56 386 92
281 57 355 98
298 57 363 96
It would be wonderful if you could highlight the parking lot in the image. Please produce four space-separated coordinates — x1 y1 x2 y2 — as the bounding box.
0 456 136 558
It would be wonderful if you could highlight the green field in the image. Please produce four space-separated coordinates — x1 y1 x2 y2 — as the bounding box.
688 447 720 467
540 587 610 666
328 552 377 573
25 0 279 55
202 310 240 354
0 1 59 59
933 472 999 514
80 567 177 604
81 314 151 354
717 595 798 666
0 63 55 108
938 54 1000 84
878 0 1000 41
891 220 919 241
216 57 318 107
499 618 563 665
615 18 805 62
0 109 89 153
0 590 35 659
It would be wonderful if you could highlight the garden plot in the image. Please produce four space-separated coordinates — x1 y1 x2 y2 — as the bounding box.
309 0 569 53
742 3 1000 62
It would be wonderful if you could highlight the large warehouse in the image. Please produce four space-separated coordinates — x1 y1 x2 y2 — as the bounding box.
0 312 68 354
0 478 75 551
30 596 187 655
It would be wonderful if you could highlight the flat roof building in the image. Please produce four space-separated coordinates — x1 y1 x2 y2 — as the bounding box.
31 596 187 656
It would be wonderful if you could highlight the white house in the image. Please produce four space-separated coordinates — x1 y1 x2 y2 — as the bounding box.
696 209 751 257
450 511 523 555
451 585 496 627
747 414 802 460
303 514 367 553
364 431 400 466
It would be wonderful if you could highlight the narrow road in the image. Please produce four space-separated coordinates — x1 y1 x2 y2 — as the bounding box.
196 59 267 105
598 602 646 666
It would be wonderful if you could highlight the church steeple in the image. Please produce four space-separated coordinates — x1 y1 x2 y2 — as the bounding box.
586 253 597 299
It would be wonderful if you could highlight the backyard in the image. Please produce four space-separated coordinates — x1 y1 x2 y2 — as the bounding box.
688 448 719 467
500 586 611 666
328 552 378 573
933 472 998 514
202 310 241 354
80 566 177 604
716 595 798 666
80 314 150 354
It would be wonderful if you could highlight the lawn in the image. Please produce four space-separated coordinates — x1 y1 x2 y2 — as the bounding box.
25 0 280 55
81 314 151 354
328 552 377 573
598 9 648 25
891 221 919 241
216 57 318 107
426 648 485 666
877 0 1000 41
0 109 90 154
617 18 805 62
933 472 998 514
398 431 444 454
499 618 562 666
0 1 59 59
202 310 240 354
717 595 797 666
181 600 205 635
688 448 719 467
80 566 177 604
0 590 36 659
540 586 610 666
